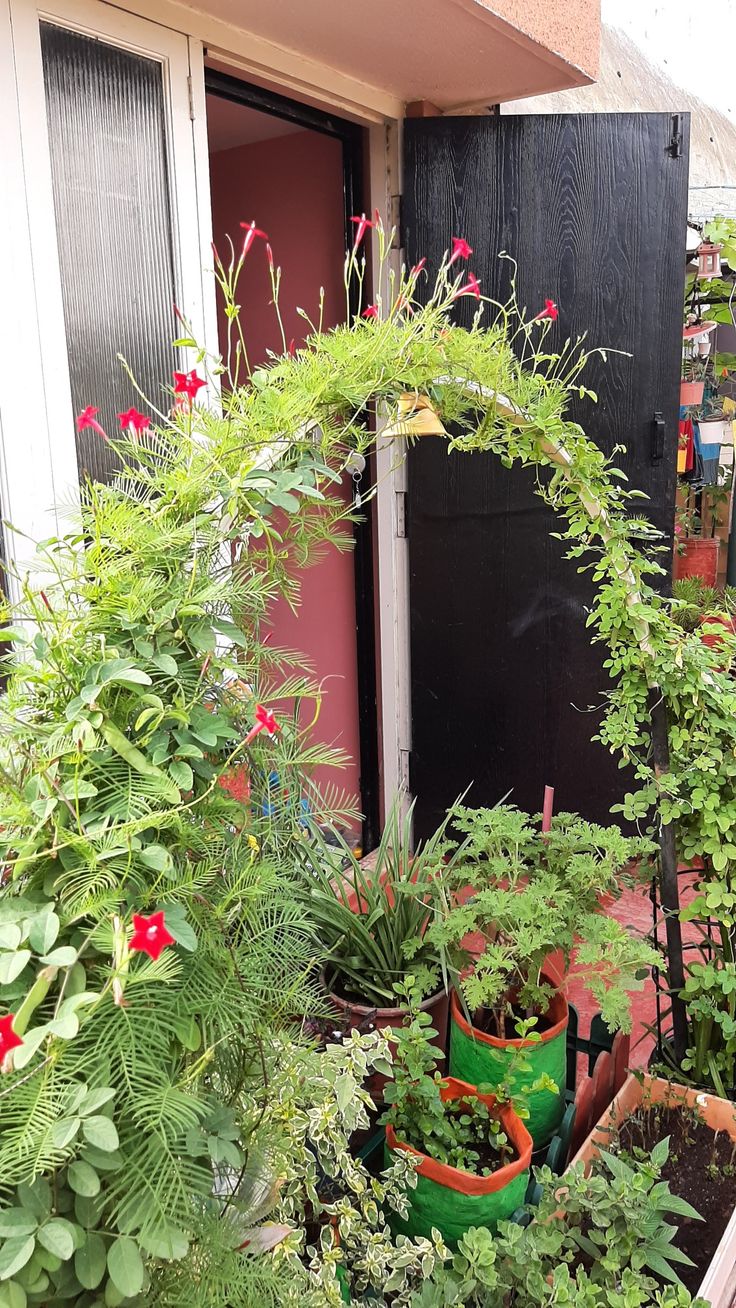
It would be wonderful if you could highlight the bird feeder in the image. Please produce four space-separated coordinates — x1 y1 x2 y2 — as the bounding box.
697 241 723 281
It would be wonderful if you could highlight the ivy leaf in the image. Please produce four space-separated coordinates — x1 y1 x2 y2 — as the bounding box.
74 1232 107 1290
37 1218 75 1261
107 1237 144 1297
81 1116 119 1152
0 1237 35 1282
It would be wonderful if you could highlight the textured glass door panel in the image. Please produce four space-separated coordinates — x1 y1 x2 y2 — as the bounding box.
40 22 176 483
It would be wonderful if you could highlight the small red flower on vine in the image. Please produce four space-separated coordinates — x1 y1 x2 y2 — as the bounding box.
532 299 558 322
448 237 473 266
350 213 374 248
240 221 268 256
118 408 150 436
76 406 109 442
173 370 207 403
410 258 427 277
362 304 379 319
452 272 481 300
244 704 280 745
129 911 175 962
0 1014 23 1062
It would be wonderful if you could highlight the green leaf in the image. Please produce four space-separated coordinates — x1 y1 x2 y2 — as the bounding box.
68 1162 100 1197
0 926 22 952
40 947 77 968
163 915 197 953
28 911 59 956
12 1029 46 1071
82 1116 119 1152
50 1117 81 1149
151 654 178 675
15 1181 50 1221
0 952 31 985
138 1225 188 1261
47 1013 79 1040
0 1215 36 1240
0 1281 27 1308
36 1219 74 1261
75 1233 107 1290
139 845 172 873
107 1237 144 1298
0 1238 35 1282
650 1136 670 1170
168 760 193 791
79 1087 116 1116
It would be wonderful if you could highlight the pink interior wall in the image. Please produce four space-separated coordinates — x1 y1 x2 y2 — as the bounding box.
209 123 362 814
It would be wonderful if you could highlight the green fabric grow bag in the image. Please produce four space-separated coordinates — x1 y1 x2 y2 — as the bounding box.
385 1077 533 1246
448 986 568 1148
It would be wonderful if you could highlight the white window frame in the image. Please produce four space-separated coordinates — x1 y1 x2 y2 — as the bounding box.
1 0 216 590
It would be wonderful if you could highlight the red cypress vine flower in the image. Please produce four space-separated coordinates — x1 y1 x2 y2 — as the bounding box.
362 304 379 319
117 408 150 436
452 272 481 301
244 704 280 745
239 221 268 256
448 237 473 266
532 299 559 322
410 258 427 276
0 1014 22 1061
129 911 175 962
76 407 109 442
173 370 207 402
350 214 374 248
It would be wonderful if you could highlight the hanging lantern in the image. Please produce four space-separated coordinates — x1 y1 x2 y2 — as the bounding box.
697 241 723 280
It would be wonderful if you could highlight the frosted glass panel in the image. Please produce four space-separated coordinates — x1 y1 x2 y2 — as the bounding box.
40 22 176 483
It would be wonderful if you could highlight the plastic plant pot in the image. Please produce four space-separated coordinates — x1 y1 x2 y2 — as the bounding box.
385 1076 532 1245
448 974 568 1148
680 379 705 406
673 536 720 586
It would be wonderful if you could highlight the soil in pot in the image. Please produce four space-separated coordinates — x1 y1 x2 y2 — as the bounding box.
617 1104 736 1296
449 982 567 1148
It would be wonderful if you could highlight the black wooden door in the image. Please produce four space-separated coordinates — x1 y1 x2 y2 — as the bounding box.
403 113 689 837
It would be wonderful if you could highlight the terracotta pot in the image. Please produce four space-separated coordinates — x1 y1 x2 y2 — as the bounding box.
385 1075 533 1243
680 379 705 407
326 976 449 1097
700 613 736 650
448 971 568 1147
673 536 720 585
568 1072 736 1308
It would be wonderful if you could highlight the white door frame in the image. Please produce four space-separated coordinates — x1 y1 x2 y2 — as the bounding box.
2 0 216 588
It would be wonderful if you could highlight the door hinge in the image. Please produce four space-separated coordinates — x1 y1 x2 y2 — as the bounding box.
390 193 403 251
187 74 196 122
395 490 408 538
651 411 665 462
666 113 683 158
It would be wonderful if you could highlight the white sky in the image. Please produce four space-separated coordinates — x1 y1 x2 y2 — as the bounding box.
602 0 735 120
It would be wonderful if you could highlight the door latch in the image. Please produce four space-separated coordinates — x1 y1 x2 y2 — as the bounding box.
651 411 665 462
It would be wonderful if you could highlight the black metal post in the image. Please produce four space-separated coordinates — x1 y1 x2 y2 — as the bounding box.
650 692 688 1064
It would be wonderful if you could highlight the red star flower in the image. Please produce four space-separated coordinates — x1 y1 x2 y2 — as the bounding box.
0 1014 23 1062
173 370 207 402
532 299 559 322
244 704 280 746
452 271 482 301
76 406 109 442
239 221 268 256
350 214 374 248
362 304 379 319
129 911 175 962
117 408 150 436
448 237 473 266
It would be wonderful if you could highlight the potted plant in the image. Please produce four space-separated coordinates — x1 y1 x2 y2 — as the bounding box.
671 577 736 651
382 982 534 1244
296 800 455 1067
422 805 657 1146
569 1072 736 1308
673 490 723 586
681 355 709 408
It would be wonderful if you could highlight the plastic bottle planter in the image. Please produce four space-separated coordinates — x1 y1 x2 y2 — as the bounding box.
385 1077 533 1245
568 1073 736 1308
448 982 568 1148
673 536 720 587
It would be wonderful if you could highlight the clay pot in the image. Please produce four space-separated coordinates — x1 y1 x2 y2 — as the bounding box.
325 975 449 1098
568 1073 736 1308
673 536 720 586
